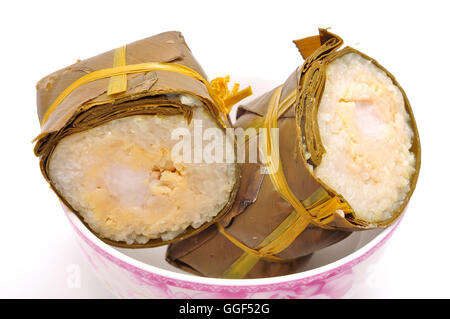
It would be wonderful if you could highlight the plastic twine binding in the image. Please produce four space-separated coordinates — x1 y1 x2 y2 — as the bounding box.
242 88 297 143
40 47 252 127
107 46 127 95
220 87 352 279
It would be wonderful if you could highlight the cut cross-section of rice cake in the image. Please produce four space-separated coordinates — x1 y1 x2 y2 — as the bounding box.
48 99 236 245
313 52 415 223
33 32 243 247
294 29 421 228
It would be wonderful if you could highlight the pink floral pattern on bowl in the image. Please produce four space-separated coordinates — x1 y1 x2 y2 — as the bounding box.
65 207 399 299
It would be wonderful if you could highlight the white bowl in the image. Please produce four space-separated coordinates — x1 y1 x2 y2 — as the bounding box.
64 204 401 298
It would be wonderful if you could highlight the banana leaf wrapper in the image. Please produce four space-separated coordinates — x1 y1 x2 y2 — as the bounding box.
33 31 243 248
166 29 421 279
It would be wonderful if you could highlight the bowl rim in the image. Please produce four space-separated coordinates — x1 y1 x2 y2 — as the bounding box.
65 203 401 289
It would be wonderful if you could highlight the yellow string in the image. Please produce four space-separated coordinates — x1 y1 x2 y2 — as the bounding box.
40 61 252 127
263 87 313 226
210 76 253 114
216 223 283 262
107 46 127 95
242 88 296 143
220 191 351 278
220 87 352 278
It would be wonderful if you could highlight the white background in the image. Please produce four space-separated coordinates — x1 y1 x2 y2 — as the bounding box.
1 0 449 298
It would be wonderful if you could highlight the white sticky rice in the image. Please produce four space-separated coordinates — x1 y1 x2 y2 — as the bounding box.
49 95 236 244
314 53 415 223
